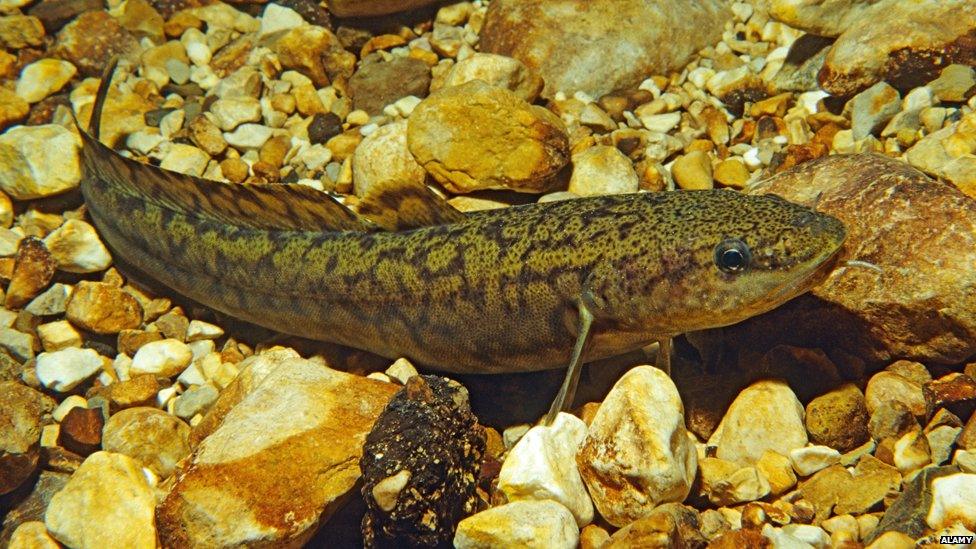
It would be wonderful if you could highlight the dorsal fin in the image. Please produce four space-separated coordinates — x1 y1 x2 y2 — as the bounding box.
357 178 466 231
78 58 374 233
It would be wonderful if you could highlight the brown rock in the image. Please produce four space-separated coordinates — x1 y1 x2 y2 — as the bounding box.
116 329 162 356
66 281 143 335
806 383 870 452
106 374 158 411
272 24 352 88
186 115 227 157
53 10 139 77
101 406 190 478
348 57 431 115
27 0 103 33
869 401 919 441
153 309 187 341
0 87 30 131
407 80 569 193
924 372 976 419
327 0 440 17
0 471 69 547
0 15 45 49
698 153 976 366
156 356 398 547
604 512 679 548
818 0 976 96
707 528 771 549
57 406 102 456
5 237 56 310
0 382 50 494
481 0 730 99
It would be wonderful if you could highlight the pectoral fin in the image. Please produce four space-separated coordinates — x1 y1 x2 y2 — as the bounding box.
543 301 594 426
357 179 467 231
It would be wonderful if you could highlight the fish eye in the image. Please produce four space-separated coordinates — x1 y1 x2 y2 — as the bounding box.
714 238 751 274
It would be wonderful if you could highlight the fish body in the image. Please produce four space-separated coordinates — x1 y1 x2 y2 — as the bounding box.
77 67 846 375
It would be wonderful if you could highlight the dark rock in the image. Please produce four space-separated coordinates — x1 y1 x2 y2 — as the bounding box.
0 471 70 547
806 383 870 453
58 406 103 456
53 10 139 77
361 375 485 548
28 0 104 33
5 237 56 310
0 382 53 495
348 57 431 115
867 464 960 543
771 34 835 93
144 107 176 128
328 0 440 18
924 372 976 420
308 112 344 144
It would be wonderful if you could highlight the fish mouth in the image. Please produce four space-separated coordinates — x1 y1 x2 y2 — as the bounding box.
757 244 845 313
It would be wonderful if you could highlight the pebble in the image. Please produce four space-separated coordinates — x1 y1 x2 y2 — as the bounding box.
0 124 81 200
65 281 142 335
0 381 49 495
187 115 227 156
172 382 218 419
37 320 82 352
453 500 579 549
58 406 103 456
349 57 432 115
42 220 111 274
671 150 714 190
383 357 419 384
926 473 976 530
130 338 193 378
929 64 976 103
0 14 44 49
498 412 594 527
755 450 797 496
441 52 544 103
352 119 427 198
210 97 262 131
699 457 770 505
0 86 29 130
713 158 750 187
101 407 190 478
223 123 273 150
15 59 77 104
159 144 210 177
567 145 639 196
640 111 681 133
0 327 36 362
308 112 343 144
789 445 841 477
44 451 156 548
6 236 56 309
865 371 927 417
52 395 87 422
708 379 808 466
407 80 569 193
185 320 223 342
274 25 352 89
849 82 901 140
577 366 697 527
805 383 870 452
35 347 103 393
8 521 60 549
259 3 304 36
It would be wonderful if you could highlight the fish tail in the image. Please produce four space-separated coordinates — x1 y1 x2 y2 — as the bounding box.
88 56 120 141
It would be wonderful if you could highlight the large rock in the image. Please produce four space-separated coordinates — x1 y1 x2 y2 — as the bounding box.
694 154 976 367
156 356 397 547
101 407 191 479
327 0 440 18
0 382 51 494
407 80 569 193
480 0 730 99
816 0 976 95
348 57 431 116
577 366 697 527
44 451 157 549
0 124 81 200
352 119 427 198
768 0 892 37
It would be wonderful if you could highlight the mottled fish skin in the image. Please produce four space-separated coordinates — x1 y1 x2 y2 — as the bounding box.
79 131 846 373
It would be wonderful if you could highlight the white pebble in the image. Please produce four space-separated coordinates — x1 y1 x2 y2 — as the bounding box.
43 219 112 274
185 320 224 342
36 347 104 392
223 124 273 150
131 338 193 378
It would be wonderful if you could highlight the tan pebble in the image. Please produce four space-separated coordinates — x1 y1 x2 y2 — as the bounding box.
37 320 82 352
219 157 249 183
671 151 714 190
714 158 750 188
259 135 291 168
65 281 143 335
270 93 296 115
580 524 610 549
326 131 362 162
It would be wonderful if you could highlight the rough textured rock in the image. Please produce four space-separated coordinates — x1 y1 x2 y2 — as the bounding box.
817 0 976 95
361 375 485 547
0 471 69 547
577 366 697 527
0 382 49 494
156 356 397 547
348 57 431 115
567 146 639 196
65 281 143 335
480 0 731 99
768 0 891 37
58 406 103 456
697 153 976 366
0 124 81 200
407 80 569 193
805 383 870 452
101 406 190 478
453 500 579 549
868 464 959 542
53 10 139 77
5 237 56 309
44 451 157 549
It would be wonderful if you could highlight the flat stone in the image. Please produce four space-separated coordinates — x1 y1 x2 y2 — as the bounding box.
790 445 842 477
768 0 894 37
43 219 111 274
35 347 103 393
481 0 730 99
209 97 261 131
928 64 976 103
156 357 397 547
700 457 771 506
672 150 714 190
65 281 143 335
101 407 190 478
15 59 75 104
172 382 218 419
223 123 273 150
408 80 569 193
26 284 71 317
274 25 353 89
756 450 797 496
577 366 697 527
159 143 210 177
0 124 81 200
44 451 156 548
259 3 304 36
453 500 579 549
349 57 431 115
441 52 544 103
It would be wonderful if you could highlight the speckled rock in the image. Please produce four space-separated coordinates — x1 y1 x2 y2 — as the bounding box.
352 119 427 198
577 366 697 527
0 14 44 49
361 375 485 547
349 57 431 116
481 0 730 99
567 145 639 196
5 237 56 309
101 406 190 478
708 379 808 466
699 154 976 366
818 0 976 96
65 281 143 335
0 87 29 130
53 10 139 77
0 124 81 200
272 24 352 89
441 53 544 103
454 500 579 549
806 383 870 452
156 357 397 547
699 457 770 505
0 382 49 494
58 406 103 456
408 80 569 193
44 451 156 549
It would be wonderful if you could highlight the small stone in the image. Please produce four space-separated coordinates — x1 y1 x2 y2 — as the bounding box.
8 521 60 549
567 146 639 196
408 80 569 193
924 372 976 419
37 320 82 352
273 25 352 88
0 87 29 130
442 52 543 103
219 157 248 183
789 445 842 477
867 531 916 549
53 10 137 77
384 357 419 385
0 328 35 362
700 457 771 505
927 473 976 530
307 112 343 144
866 371 926 417
849 82 901 140
577 366 697 527
869 401 918 441
499 412 594 527
929 64 976 103
806 383 870 452
926 425 961 466
756 450 797 495
259 3 304 35
349 57 431 115
15 59 76 104
52 395 87 422
0 14 44 49
640 111 681 133
44 451 156 548
159 144 210 177
352 119 427 198
223 124 273 150
185 320 223 342
186 115 227 157
130 338 192 378
713 158 750 188
0 381 49 495
42 219 111 274
892 428 932 473
5 237 56 309
35 347 102 393
172 382 218 419
210 97 261 131
106 374 158 411
453 500 579 549
65 281 143 335
0 124 81 200
671 150 714 190
57 406 102 456
708 379 808 466
102 407 190 478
